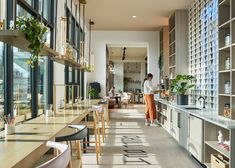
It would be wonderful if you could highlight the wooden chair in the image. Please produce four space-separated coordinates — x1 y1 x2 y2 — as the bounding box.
36 141 70 168
122 92 134 108
79 108 102 164
55 125 87 168
92 105 106 142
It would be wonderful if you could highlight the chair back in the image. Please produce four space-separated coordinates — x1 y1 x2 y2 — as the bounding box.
36 141 70 168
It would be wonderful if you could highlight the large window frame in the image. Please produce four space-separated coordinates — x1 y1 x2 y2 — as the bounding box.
4 0 55 118
65 5 85 100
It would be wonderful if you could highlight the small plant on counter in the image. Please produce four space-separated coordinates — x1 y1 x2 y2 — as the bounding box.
16 16 47 68
88 88 98 99
169 74 195 105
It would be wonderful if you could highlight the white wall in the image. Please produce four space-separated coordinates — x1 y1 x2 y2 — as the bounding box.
113 62 123 92
87 31 160 97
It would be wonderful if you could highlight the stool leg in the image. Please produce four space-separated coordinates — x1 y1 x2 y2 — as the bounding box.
76 140 82 168
102 114 105 142
94 127 99 164
98 127 101 155
67 141 73 168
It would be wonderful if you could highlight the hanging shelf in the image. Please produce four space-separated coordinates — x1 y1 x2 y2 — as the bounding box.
0 30 85 69
0 30 59 57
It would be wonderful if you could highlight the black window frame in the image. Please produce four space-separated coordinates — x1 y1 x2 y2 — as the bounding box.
4 0 55 118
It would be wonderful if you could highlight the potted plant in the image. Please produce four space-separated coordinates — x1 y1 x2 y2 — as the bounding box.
88 88 98 99
16 16 47 68
169 74 195 105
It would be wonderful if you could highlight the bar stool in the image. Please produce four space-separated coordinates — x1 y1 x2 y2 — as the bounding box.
55 125 87 168
79 108 102 164
92 105 106 142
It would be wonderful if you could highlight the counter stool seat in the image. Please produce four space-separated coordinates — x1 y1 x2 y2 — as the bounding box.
55 125 87 168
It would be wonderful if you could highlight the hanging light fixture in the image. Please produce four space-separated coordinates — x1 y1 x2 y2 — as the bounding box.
79 0 86 66
88 19 95 71
60 17 67 56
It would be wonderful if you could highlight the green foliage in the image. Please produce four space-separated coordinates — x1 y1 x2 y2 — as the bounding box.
16 16 47 68
169 74 195 95
124 77 130 85
88 88 98 99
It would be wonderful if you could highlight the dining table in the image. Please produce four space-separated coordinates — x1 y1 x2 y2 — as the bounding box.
0 101 100 168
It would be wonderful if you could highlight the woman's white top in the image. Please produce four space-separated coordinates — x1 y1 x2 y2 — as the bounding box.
144 80 157 94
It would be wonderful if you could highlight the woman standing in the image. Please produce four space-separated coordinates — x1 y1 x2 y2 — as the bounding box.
143 73 158 126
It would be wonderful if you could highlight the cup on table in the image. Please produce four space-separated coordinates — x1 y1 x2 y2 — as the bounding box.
4 124 15 135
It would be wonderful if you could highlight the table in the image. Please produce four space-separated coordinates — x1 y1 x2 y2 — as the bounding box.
0 108 90 168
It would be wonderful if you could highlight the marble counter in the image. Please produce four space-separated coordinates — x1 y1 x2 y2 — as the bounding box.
156 98 235 129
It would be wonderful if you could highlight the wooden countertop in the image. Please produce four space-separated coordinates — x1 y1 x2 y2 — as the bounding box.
0 108 91 168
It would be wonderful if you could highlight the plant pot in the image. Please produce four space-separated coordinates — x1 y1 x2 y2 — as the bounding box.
177 95 188 105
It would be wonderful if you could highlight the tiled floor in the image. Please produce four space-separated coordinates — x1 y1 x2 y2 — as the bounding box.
81 105 202 168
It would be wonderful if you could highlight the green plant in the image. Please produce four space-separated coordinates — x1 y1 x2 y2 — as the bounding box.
88 88 98 99
16 16 47 68
124 77 131 85
169 74 195 95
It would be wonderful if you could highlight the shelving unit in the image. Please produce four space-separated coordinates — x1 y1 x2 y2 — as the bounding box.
0 30 59 57
168 10 188 80
0 30 84 69
188 0 218 110
159 26 169 82
218 0 235 119
204 121 235 168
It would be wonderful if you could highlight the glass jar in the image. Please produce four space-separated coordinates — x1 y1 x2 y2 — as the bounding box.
225 57 230 70
223 103 230 118
224 81 231 94
225 34 230 46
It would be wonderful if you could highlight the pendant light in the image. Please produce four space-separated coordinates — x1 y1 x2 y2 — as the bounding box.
79 0 86 67
88 19 95 71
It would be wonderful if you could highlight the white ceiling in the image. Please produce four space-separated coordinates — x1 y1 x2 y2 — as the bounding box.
82 0 194 30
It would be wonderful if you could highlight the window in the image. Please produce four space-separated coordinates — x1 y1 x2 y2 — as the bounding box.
14 4 32 117
66 9 71 41
16 4 32 18
39 0 52 22
24 0 34 7
38 57 48 114
13 48 32 117
71 16 76 45
0 42 4 115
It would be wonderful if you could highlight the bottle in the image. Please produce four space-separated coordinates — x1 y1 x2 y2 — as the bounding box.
218 130 223 144
225 34 230 46
225 57 230 70
224 81 231 94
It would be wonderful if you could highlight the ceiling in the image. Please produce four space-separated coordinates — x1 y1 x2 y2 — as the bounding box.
108 47 147 61
81 0 194 30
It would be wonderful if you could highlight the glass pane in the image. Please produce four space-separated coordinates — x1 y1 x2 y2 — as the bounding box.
38 57 48 115
71 17 75 45
13 48 31 117
69 67 72 83
43 0 52 22
16 4 32 18
25 0 34 7
44 26 51 47
75 70 78 83
0 42 4 117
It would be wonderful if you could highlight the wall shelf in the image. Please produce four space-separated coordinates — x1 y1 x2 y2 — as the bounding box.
0 30 85 69
168 10 188 80
0 30 59 57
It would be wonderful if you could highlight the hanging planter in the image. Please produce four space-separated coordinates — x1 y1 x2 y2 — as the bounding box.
16 16 47 68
